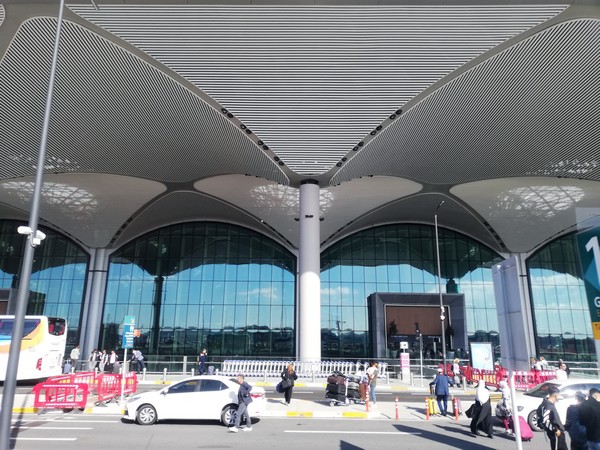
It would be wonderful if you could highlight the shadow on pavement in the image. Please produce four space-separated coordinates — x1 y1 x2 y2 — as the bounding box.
339 440 364 450
393 423 498 449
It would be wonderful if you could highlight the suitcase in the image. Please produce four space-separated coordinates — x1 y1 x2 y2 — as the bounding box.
326 383 345 394
326 391 346 402
347 381 359 391
510 415 534 442
427 397 440 415
327 374 346 385
346 388 360 399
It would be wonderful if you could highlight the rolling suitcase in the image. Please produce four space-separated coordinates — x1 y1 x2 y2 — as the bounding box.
326 383 345 394
427 397 440 415
327 374 346 385
326 391 346 402
510 415 534 442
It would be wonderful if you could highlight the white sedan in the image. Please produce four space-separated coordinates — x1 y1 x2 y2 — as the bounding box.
514 379 600 431
124 375 266 426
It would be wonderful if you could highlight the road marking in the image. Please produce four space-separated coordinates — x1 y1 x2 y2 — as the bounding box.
10 437 78 441
285 431 420 435
13 426 93 430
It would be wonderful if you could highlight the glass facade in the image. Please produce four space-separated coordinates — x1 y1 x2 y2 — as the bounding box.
0 219 89 348
101 222 296 358
527 233 595 361
320 224 503 358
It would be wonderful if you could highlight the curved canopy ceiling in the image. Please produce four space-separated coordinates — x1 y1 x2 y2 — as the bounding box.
0 0 598 256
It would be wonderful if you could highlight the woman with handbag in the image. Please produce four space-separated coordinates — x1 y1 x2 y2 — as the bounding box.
280 364 298 405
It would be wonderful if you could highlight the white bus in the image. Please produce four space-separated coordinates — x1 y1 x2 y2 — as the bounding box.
0 315 67 381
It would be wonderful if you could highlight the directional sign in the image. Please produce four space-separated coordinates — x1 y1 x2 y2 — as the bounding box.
122 315 135 349
577 224 600 339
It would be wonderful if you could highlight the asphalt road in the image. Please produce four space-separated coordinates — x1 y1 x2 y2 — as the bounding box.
6 412 549 450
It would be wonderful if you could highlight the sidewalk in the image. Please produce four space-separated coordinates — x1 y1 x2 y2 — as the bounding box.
4 374 485 421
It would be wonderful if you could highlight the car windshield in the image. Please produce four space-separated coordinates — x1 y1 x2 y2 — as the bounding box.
524 382 560 398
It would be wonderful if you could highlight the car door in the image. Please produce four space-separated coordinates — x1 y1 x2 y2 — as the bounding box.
194 379 232 420
160 379 202 420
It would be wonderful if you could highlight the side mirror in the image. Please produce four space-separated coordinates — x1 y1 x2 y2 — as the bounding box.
161 388 169 395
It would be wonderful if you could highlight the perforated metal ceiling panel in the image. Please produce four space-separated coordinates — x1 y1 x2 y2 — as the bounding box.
332 18 600 186
0 17 288 185
68 4 567 175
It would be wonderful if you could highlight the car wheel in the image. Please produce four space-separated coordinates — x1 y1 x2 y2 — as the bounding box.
221 405 237 426
136 404 158 425
527 410 541 432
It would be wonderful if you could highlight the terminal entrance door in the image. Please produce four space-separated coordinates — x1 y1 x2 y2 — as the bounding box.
386 305 449 359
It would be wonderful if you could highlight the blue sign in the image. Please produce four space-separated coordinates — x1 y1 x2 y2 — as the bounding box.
122 315 135 349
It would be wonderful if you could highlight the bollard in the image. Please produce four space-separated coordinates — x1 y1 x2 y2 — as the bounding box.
395 396 399 421
191 368 195 377
264 370 267 382
453 397 459 421
365 385 370 412
425 397 430 420
163 367 167 384
142 367 147 381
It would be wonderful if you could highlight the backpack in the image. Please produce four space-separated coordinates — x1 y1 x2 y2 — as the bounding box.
536 403 548 431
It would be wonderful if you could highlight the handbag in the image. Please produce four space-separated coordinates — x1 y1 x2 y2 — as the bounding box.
275 382 284 393
465 403 474 419
280 378 293 390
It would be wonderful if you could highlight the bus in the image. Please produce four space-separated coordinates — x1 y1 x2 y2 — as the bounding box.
0 315 67 381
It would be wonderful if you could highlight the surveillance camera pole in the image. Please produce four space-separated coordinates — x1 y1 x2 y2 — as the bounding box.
0 1 65 449
434 201 447 374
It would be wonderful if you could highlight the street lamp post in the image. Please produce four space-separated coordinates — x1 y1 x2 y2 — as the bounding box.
0 2 65 449
434 201 447 373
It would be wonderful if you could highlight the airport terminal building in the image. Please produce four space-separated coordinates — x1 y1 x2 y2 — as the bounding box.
0 1 598 363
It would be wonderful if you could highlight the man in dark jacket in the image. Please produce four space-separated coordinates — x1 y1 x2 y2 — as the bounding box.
429 367 453 416
565 391 587 450
229 374 253 433
538 386 567 450
580 388 600 449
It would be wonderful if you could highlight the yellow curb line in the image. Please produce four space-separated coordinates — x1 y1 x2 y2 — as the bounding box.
13 407 38 414
286 411 314 417
391 386 408 391
342 412 369 418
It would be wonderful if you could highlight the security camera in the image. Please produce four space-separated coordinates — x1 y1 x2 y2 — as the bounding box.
17 226 33 235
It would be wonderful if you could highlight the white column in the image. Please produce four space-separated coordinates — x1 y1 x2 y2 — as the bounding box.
298 181 321 362
80 248 108 358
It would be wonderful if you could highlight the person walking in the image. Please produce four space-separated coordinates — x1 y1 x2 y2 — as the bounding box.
88 348 100 372
280 363 298 406
130 349 145 373
198 348 207 375
565 391 588 450
366 361 379 406
580 388 600 449
470 380 493 438
429 367 452 416
452 358 462 387
70 345 81 372
538 385 567 450
99 349 108 373
107 350 117 373
558 359 571 378
228 374 253 432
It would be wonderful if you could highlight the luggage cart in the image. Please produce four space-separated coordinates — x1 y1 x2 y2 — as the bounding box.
326 371 349 406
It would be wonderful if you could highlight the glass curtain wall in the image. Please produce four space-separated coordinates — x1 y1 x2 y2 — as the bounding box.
0 219 89 349
101 222 296 359
527 233 595 361
320 224 503 359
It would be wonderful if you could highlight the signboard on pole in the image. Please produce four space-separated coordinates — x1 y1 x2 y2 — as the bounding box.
470 342 494 371
576 215 600 364
122 315 135 349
